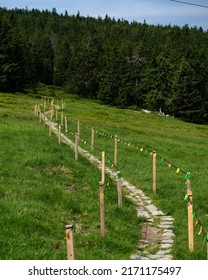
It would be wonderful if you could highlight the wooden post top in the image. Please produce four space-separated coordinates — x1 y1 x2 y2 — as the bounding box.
99 181 105 187
66 224 74 230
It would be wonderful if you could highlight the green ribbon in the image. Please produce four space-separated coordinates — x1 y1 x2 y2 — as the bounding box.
116 172 122 179
185 173 191 179
202 235 207 245
184 194 189 201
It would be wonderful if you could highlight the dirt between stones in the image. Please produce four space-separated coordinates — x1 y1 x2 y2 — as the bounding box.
141 224 162 245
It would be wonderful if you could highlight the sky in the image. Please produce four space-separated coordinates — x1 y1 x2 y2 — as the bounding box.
0 0 208 30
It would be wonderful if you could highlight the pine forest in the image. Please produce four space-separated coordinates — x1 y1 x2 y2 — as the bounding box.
1 7 208 124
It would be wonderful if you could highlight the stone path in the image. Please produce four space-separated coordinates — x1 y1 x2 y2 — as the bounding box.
42 113 175 260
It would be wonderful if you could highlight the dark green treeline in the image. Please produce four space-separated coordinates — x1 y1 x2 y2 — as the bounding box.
1 7 208 123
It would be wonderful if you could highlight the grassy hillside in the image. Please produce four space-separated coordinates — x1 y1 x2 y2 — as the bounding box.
1 85 208 259
0 92 140 260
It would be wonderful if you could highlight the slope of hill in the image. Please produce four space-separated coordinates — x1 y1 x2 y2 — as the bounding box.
0 91 140 260
1 86 208 259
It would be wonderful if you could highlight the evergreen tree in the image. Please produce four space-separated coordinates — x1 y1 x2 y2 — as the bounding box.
0 12 24 91
0 7 207 123
170 50 206 123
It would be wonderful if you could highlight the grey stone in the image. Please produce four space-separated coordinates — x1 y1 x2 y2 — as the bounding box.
162 232 175 238
137 211 151 219
148 254 162 260
160 255 172 260
158 224 173 229
130 254 142 260
138 244 148 249
161 239 174 244
159 221 174 225
145 204 158 213
140 239 149 243
152 210 165 216
160 216 174 221
160 243 173 249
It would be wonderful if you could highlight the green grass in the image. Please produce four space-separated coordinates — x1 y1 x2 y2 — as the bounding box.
1 85 208 259
45 85 208 260
0 92 140 260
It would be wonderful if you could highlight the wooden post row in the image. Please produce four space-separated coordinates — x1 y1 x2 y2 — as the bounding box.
65 225 75 260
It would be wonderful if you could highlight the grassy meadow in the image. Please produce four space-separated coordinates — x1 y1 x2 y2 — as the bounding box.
1 85 208 259
0 91 140 260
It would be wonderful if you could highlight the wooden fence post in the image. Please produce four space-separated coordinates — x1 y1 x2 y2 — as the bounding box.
49 119 52 137
117 171 122 207
44 97 46 112
75 133 78 161
65 225 75 260
36 105 39 117
114 135 118 167
39 108 42 123
65 116 68 132
77 120 80 141
50 105 53 121
152 151 157 193
61 112 64 126
187 173 194 252
91 127 95 150
58 125 61 144
101 151 105 184
34 104 37 116
99 181 105 237
55 107 58 121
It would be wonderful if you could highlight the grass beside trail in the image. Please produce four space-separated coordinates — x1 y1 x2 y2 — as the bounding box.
0 92 140 260
33 84 208 260
1 85 208 260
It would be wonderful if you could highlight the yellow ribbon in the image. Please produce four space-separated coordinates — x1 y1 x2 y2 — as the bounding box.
198 226 203 235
